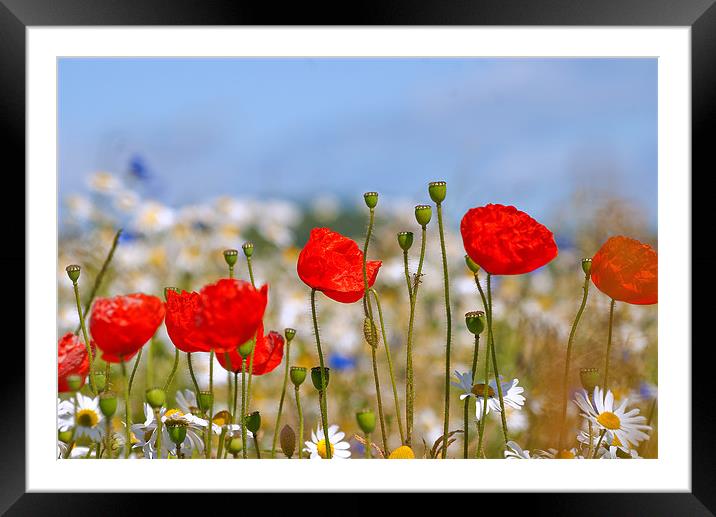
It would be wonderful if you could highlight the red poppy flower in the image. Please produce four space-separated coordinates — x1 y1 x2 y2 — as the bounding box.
297 227 382 303
197 279 268 353
216 323 285 376
58 332 92 392
460 204 558 275
90 293 165 363
165 289 212 353
591 236 658 305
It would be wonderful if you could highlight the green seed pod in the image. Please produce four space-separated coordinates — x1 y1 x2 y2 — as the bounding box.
145 388 166 409
415 205 432 227
198 391 214 413
280 424 296 458
65 264 81 283
92 371 107 392
227 434 243 455
244 411 261 434
363 191 379 209
290 366 307 387
356 409 376 434
223 249 239 267
238 340 254 358
66 374 83 392
284 328 296 343
428 181 447 203
164 286 180 301
99 391 118 418
166 420 188 446
582 258 593 276
242 242 254 258
397 231 414 251
311 366 330 391
363 317 379 348
465 311 486 335
465 255 481 274
579 368 600 393
58 429 74 444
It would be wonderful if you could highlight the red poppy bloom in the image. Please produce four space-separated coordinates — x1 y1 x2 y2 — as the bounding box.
297 227 382 303
90 293 165 363
216 323 285 376
460 204 558 275
197 279 268 353
591 236 658 305
165 289 212 353
58 332 92 392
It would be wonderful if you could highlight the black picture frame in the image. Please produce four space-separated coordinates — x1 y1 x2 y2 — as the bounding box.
2 0 709 513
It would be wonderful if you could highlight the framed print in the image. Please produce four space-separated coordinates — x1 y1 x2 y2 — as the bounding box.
2 0 711 513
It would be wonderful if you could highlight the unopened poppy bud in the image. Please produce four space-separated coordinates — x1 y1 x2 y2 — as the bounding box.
311 366 330 391
290 366 307 387
415 205 432 227
166 420 188 446
244 411 261 434
356 409 376 434
363 191 379 209
58 429 73 443
280 424 296 458
465 255 481 274
66 374 83 392
428 181 447 204
284 328 296 343
223 249 239 267
363 317 379 348
227 434 243 455
465 311 486 335
397 231 414 251
99 391 118 417
238 340 254 358
163 286 180 301
65 264 81 283
242 242 254 258
198 391 213 413
579 368 600 392
92 371 107 392
145 388 166 409
582 258 593 276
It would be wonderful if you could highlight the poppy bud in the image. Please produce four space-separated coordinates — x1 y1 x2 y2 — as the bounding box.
579 368 600 392
397 231 414 251
311 366 330 391
99 391 118 418
356 409 376 434
428 181 447 204
582 258 592 276
284 328 296 343
227 434 243 455
145 388 166 409
223 249 239 267
242 242 254 258
465 311 486 335
163 286 180 301
290 366 307 387
65 264 81 283
363 317 379 348
465 255 481 274
363 191 379 209
92 371 107 392
66 374 83 392
198 391 214 413
244 411 261 434
166 420 188 446
415 205 432 227
280 424 296 458
58 429 73 443
238 340 254 359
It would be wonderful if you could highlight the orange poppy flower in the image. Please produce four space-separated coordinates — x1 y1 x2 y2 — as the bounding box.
591 236 657 305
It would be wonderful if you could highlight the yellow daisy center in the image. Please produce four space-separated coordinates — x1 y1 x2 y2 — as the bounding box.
557 450 575 459
165 409 184 419
471 383 496 398
316 439 335 459
76 409 99 428
597 411 621 430
388 445 416 459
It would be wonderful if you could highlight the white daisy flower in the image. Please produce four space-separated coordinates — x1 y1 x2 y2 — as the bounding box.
451 370 525 421
574 387 651 449
303 424 351 459
600 445 641 459
57 394 105 442
175 390 201 416
131 403 208 458
536 447 584 459
504 441 533 459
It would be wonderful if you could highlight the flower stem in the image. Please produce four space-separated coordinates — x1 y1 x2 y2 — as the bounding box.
153 407 162 459
464 334 480 459
186 352 201 399
310 288 331 458
476 334 492 456
592 429 607 458
402 250 413 300
241 358 247 459
245 256 257 413
72 280 97 395
253 433 262 459
271 341 292 458
365 433 372 458
486 274 509 445
246 256 256 287
370 345 388 454
207 350 214 459
163 349 180 392
603 299 617 391
370 288 405 444
295 385 304 459
436 201 452 459
232 372 239 426
120 359 131 458
406 225 427 446
558 269 591 450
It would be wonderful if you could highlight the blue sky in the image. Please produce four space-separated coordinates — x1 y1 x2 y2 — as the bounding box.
58 58 657 226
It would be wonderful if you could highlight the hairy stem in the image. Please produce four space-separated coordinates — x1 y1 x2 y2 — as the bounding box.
436 202 452 459
406 225 427 446
310 289 331 458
